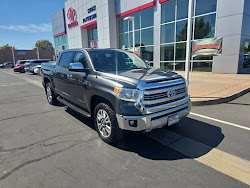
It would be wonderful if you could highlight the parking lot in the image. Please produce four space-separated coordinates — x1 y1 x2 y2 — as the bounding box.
0 69 249 188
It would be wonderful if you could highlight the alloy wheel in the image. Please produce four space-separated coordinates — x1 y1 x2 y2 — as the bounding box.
96 109 111 138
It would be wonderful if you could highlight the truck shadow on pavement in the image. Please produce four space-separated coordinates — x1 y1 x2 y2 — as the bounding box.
65 108 225 161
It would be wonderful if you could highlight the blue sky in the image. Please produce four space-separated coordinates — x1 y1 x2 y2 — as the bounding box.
0 0 66 49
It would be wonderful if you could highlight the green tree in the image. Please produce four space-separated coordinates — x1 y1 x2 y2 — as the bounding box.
177 22 188 42
194 18 211 39
0 44 16 50
244 43 250 54
34 40 54 50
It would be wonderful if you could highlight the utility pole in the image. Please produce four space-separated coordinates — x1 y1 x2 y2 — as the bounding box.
185 0 194 90
34 47 40 59
124 16 135 52
11 46 15 66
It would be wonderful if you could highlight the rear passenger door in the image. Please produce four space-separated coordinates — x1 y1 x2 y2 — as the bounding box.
66 51 89 110
53 51 74 99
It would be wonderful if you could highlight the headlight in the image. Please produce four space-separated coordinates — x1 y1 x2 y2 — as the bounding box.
114 88 139 102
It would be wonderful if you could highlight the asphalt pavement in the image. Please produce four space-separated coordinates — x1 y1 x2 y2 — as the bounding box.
0 69 249 188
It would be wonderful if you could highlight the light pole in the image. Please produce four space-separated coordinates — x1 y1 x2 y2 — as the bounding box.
34 47 40 59
185 0 194 90
11 46 15 66
124 16 135 52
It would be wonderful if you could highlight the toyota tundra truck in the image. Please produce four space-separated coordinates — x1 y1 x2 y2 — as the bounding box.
41 49 191 144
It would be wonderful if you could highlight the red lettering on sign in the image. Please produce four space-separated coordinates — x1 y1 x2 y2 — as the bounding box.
68 21 79 28
193 43 221 52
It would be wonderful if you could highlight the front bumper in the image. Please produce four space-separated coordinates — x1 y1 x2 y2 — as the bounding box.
116 99 191 132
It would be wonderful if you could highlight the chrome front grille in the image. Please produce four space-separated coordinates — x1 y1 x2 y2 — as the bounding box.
141 76 187 108
143 87 186 101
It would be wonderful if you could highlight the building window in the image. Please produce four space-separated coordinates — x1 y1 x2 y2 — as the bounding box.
160 44 174 61
194 14 216 40
87 27 98 48
175 43 186 60
243 41 250 69
141 46 154 61
54 34 68 56
118 7 154 64
161 23 175 44
176 20 187 42
141 28 154 46
141 8 154 28
161 0 175 23
195 0 217 16
177 0 189 20
160 0 217 72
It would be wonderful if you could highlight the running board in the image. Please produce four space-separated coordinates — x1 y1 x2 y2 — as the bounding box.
57 97 91 118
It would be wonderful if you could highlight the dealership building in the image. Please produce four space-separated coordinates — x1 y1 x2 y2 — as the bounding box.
51 0 250 74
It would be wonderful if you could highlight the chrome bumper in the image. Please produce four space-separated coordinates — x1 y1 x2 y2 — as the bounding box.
116 99 191 132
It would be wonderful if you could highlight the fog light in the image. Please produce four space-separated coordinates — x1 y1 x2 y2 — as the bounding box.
129 120 137 127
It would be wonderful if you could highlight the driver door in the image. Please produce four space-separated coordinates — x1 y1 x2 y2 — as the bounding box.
66 51 89 111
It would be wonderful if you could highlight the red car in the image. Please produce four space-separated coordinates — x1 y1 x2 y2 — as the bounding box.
13 65 25 73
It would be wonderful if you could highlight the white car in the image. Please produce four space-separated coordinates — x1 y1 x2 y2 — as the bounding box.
33 65 41 75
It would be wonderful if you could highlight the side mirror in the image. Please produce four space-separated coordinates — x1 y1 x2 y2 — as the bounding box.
69 62 84 72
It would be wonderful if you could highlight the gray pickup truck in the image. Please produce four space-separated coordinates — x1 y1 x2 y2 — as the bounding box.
41 48 191 144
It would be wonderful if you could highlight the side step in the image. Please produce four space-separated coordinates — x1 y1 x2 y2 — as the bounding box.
57 97 91 118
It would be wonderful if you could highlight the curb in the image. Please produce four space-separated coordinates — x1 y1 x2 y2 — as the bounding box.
191 87 250 106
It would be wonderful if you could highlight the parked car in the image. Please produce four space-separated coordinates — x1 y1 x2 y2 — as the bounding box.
15 60 30 67
41 49 190 144
13 65 25 73
25 59 51 74
34 61 55 75
33 65 41 75
0 62 14 68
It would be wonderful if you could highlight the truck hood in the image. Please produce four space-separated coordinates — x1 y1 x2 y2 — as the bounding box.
100 68 180 87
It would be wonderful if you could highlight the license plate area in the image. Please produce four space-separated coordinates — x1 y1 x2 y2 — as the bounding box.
168 114 179 126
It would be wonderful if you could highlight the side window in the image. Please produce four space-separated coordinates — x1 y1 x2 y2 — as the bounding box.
73 52 88 68
59 52 74 68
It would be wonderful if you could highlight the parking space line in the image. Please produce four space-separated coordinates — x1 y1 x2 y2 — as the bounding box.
190 112 250 131
0 82 28 87
145 129 250 185
4 71 43 88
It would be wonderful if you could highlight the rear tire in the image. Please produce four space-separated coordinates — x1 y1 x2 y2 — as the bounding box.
94 103 123 144
45 82 58 105
20 68 25 73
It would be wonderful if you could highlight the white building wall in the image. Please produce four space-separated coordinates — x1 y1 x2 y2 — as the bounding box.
96 0 118 48
65 0 82 48
65 0 97 49
116 0 153 15
214 0 245 73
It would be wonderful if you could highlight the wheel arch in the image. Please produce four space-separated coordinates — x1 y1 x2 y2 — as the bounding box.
90 95 116 118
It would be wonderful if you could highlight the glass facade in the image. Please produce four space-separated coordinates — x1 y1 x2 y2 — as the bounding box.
243 41 250 69
88 27 98 48
160 0 217 72
118 7 154 63
54 34 68 56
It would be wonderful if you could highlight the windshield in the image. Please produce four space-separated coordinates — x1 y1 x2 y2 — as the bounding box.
88 50 150 72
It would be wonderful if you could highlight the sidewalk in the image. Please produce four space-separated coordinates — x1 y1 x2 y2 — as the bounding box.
176 72 250 106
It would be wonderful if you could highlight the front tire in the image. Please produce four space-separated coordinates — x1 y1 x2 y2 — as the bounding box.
94 103 123 144
45 83 58 105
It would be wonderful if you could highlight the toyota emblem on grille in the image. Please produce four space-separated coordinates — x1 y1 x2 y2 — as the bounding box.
167 89 176 98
